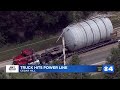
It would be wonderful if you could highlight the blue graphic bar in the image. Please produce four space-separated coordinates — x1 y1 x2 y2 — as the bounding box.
19 65 98 73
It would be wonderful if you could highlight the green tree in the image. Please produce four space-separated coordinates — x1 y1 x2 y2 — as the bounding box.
69 54 80 65
104 44 120 79
0 11 98 47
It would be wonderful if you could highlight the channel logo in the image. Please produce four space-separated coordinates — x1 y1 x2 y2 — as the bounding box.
102 65 114 73
6 65 19 73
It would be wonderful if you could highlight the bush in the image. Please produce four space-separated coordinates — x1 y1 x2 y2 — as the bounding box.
0 70 8 79
69 54 80 65
104 45 120 79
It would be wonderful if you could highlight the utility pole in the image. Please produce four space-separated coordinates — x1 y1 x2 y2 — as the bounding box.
62 36 66 65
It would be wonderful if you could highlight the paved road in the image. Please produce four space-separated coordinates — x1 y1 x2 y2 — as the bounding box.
79 43 118 64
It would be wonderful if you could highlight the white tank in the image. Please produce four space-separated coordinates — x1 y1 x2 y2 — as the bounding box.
63 17 113 51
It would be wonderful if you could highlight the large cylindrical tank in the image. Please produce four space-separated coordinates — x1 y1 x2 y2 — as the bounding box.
62 17 113 51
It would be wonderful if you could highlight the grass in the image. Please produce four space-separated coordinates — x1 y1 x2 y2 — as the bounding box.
90 73 104 79
109 12 120 28
0 34 62 62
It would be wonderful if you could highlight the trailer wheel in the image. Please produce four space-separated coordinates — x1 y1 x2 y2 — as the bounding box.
12 61 17 65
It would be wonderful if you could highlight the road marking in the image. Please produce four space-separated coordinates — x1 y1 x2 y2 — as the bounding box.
90 72 101 76
0 61 12 68
0 59 12 64
91 60 107 65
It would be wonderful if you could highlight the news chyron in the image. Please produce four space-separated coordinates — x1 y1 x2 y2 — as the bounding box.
6 65 19 73
5 65 114 73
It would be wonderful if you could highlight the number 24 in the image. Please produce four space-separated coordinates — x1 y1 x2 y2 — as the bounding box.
109 66 113 71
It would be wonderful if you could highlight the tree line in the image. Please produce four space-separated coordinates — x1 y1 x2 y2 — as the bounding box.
0 11 107 47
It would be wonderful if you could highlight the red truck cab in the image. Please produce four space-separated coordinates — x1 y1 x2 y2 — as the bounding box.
13 49 34 65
